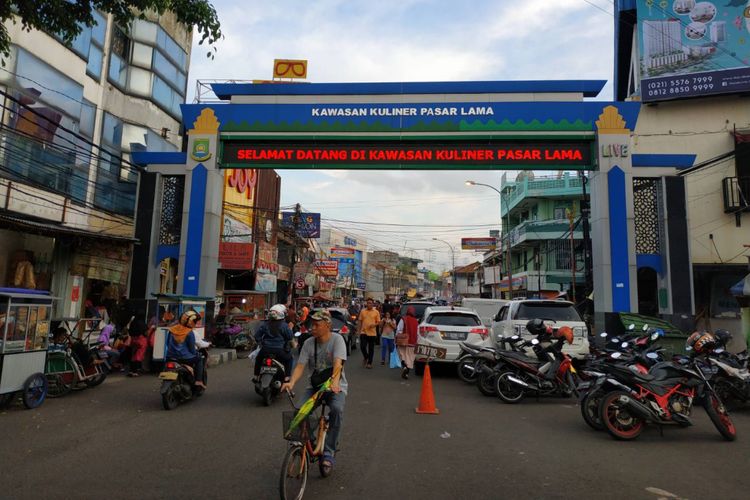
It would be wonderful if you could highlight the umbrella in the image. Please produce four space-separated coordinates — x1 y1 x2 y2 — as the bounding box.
284 379 332 439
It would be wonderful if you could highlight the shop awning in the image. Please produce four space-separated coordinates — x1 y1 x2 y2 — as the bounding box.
0 212 138 243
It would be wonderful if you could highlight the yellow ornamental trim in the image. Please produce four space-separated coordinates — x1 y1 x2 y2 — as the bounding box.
189 108 220 135
595 105 629 135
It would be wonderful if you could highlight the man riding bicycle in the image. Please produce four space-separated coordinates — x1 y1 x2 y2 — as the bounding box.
281 309 346 477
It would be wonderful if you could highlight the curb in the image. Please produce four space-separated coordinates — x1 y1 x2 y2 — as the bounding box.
208 348 237 367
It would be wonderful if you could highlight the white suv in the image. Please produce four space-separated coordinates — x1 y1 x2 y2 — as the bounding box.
491 299 589 359
414 306 491 373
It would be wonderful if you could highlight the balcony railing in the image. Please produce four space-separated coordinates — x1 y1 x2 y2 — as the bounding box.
722 177 750 213
501 172 584 216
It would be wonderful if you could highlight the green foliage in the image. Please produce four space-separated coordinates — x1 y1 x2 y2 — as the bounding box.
1 0 222 63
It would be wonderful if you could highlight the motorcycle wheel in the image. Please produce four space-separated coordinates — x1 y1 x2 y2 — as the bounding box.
713 377 739 411
22 373 47 409
263 388 273 407
279 444 307 500
495 371 525 404
600 390 644 440
580 391 604 431
457 359 479 384
477 370 498 397
84 366 107 388
703 392 737 441
162 388 179 411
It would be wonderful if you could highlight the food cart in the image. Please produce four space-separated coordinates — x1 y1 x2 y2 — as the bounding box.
0 289 56 409
151 294 214 361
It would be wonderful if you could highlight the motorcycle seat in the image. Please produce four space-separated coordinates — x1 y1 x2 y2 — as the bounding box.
461 343 484 352
501 351 542 365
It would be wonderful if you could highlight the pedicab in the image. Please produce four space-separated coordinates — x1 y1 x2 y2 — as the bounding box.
0 289 55 409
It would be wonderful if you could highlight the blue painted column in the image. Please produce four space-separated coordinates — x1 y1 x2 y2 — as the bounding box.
182 164 207 295
607 166 631 312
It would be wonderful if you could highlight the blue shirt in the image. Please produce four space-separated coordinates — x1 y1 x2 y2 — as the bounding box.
254 320 293 349
166 331 197 360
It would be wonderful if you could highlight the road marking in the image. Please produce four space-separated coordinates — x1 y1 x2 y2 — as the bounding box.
645 487 688 500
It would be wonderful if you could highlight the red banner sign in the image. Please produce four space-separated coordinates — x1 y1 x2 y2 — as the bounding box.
219 242 256 270
257 241 279 274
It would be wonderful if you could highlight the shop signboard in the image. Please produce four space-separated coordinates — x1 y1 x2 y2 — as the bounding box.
281 211 321 238
461 237 497 251
273 59 308 79
498 276 527 292
219 242 256 270
637 0 750 102
256 241 279 274
255 272 277 292
278 265 291 281
314 259 339 277
330 247 355 264
71 241 131 285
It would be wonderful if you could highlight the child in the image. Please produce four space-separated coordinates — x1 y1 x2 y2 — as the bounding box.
128 319 148 377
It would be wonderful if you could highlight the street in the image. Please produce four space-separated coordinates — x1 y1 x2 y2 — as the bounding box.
1 349 750 500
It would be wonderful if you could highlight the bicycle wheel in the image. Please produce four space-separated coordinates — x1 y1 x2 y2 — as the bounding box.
279 445 307 500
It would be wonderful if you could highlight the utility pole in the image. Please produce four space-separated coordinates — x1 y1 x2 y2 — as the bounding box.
567 207 576 301
289 203 302 303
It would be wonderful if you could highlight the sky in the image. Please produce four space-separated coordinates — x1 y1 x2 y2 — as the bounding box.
187 0 615 272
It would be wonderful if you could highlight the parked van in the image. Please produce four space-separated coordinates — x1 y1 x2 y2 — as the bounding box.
460 298 508 327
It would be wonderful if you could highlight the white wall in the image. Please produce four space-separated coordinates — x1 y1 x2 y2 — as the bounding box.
633 96 748 265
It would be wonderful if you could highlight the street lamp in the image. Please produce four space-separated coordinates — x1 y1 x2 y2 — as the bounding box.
466 180 513 299
432 237 455 298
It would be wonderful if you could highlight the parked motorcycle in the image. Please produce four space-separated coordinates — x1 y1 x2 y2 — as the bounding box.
213 316 253 351
493 323 580 404
596 332 736 441
159 348 208 410
707 329 749 408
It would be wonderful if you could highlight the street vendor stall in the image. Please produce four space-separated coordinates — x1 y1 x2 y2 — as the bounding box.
0 289 55 409
151 294 214 361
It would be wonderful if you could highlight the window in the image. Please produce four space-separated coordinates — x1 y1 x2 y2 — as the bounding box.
95 112 136 215
70 99 96 204
467 274 475 287
426 313 481 327
57 11 107 80
514 302 582 322
554 207 566 220
107 20 187 119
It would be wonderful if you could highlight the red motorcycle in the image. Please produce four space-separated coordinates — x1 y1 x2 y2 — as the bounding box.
493 323 579 404
597 332 736 441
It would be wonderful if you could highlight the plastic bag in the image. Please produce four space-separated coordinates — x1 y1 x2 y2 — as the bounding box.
248 346 260 362
389 347 401 369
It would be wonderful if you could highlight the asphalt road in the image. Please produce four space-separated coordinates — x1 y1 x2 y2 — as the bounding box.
1 348 749 500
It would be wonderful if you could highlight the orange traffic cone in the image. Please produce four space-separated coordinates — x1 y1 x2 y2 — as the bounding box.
415 363 440 414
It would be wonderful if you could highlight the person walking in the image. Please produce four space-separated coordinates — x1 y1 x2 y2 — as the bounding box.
357 298 380 369
395 306 419 379
379 312 396 366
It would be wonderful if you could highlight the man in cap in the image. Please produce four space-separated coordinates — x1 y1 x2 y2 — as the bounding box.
281 309 347 476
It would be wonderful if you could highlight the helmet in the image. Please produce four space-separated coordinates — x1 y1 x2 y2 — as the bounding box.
269 304 287 321
179 310 200 328
714 329 732 347
686 331 717 354
526 319 551 337
555 326 574 345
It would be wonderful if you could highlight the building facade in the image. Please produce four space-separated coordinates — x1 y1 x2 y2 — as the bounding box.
0 10 190 320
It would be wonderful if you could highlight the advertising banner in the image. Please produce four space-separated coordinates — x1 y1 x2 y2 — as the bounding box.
314 259 339 276
218 242 256 270
254 272 277 292
638 0 750 102
330 247 355 263
461 237 497 251
256 241 279 274
281 211 321 238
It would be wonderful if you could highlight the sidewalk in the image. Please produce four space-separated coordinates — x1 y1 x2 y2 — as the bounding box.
207 347 238 367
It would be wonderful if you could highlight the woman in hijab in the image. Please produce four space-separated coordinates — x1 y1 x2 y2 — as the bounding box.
395 306 419 379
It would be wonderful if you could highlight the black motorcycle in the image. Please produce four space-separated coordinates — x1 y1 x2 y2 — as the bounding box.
253 333 298 406
159 349 208 410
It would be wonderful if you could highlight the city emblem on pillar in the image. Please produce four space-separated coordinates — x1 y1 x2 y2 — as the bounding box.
190 138 212 161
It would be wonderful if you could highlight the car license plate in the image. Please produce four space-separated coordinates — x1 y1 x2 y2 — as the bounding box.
442 332 466 341
159 372 178 381
260 366 277 374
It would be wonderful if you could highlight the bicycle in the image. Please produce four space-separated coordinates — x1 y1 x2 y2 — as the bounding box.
279 390 331 500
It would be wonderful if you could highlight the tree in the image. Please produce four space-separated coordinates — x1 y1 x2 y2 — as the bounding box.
1 1 222 62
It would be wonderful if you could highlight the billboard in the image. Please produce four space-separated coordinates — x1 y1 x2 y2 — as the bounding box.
219 169 257 269
638 0 750 102
461 237 497 251
314 259 339 277
281 211 321 238
330 247 355 263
